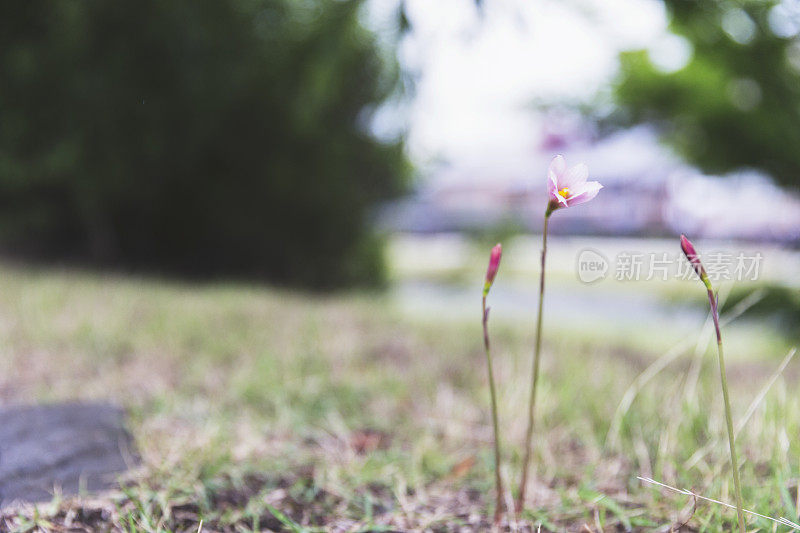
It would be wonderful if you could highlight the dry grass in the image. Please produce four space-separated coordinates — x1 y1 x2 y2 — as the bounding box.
0 259 796 531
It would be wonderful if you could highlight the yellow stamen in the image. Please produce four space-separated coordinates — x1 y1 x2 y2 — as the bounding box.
558 187 570 198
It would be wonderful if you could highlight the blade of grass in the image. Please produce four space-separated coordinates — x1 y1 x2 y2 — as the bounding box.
638 477 800 530
684 347 797 472
607 289 764 448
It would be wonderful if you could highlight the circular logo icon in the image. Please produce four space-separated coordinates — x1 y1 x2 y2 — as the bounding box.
576 248 609 283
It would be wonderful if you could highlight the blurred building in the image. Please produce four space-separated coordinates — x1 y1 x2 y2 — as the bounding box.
379 126 800 245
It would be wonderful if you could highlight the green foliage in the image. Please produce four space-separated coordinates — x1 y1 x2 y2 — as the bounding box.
720 283 800 336
613 0 800 188
0 0 407 288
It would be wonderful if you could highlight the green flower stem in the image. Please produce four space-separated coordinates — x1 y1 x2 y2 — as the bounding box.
482 295 505 524
706 282 746 533
517 211 550 512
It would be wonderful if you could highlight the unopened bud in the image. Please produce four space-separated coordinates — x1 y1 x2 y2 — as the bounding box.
680 234 710 287
483 243 502 296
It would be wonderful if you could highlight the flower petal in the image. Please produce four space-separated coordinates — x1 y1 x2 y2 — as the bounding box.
562 163 589 189
565 181 602 206
548 155 566 178
548 170 559 196
547 155 566 195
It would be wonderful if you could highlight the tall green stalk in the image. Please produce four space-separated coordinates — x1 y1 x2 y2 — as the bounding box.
681 234 745 532
517 211 550 512
482 243 505 524
482 295 505 524
707 285 746 533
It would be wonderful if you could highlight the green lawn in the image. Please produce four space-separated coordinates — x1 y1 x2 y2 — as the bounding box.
0 253 797 531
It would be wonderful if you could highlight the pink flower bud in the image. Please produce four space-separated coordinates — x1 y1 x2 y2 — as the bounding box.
680 234 707 280
484 243 502 295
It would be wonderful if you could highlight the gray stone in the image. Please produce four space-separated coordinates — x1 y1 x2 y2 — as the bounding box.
0 402 138 506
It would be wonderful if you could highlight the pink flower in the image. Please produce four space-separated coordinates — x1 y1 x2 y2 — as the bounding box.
484 243 502 295
547 155 602 211
680 234 707 280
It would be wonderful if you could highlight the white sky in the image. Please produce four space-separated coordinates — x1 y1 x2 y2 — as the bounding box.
367 0 677 166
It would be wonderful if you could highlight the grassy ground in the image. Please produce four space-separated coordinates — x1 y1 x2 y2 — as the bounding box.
0 242 797 531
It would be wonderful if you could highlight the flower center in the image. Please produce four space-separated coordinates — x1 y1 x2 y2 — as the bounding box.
558 187 570 198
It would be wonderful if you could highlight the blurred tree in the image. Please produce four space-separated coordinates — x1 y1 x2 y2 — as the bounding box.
613 0 800 188
0 0 407 288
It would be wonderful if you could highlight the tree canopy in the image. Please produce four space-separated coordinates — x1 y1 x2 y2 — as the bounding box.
0 0 407 288
614 0 800 188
